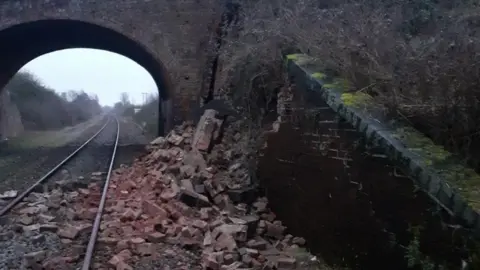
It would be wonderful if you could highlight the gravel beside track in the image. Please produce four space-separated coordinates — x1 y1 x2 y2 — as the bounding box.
0 115 154 270
117 117 151 146
0 116 108 196
0 117 119 270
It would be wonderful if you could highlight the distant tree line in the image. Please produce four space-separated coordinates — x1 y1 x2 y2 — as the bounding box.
131 94 159 136
111 92 135 117
6 72 102 130
111 92 159 137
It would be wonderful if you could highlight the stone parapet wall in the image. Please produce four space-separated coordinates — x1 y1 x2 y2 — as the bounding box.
285 54 480 235
255 54 477 267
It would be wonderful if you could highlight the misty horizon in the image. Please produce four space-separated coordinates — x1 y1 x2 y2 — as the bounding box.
18 48 158 106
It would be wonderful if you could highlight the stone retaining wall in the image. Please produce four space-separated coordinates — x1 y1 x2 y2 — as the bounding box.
284 54 480 235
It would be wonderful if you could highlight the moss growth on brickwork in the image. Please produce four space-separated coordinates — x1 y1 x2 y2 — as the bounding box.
286 54 300 60
393 127 480 209
286 54 317 66
394 127 451 165
311 72 327 80
324 78 351 92
440 164 480 209
287 53 480 210
340 92 373 108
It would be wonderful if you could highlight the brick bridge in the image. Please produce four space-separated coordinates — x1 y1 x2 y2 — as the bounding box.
0 0 222 135
1 1 479 266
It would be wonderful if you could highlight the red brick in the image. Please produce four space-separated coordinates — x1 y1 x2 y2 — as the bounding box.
192 109 220 151
135 243 154 256
116 240 129 252
178 188 211 207
116 261 133 270
142 200 168 219
160 188 178 201
129 237 145 245
202 252 220 270
108 255 122 267
120 208 139 222
192 219 208 231
214 233 237 251
147 232 166 243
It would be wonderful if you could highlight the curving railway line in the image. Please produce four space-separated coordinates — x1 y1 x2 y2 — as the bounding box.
0 115 120 270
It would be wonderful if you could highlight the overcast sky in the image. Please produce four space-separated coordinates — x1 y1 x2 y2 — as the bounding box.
20 48 158 106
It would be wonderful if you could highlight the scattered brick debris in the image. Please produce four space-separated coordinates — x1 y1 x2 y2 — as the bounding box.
13 109 315 269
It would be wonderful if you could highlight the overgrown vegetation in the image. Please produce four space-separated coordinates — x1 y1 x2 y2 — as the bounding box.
209 0 480 169
131 94 159 137
6 72 101 130
199 0 480 269
111 92 159 137
136 0 480 162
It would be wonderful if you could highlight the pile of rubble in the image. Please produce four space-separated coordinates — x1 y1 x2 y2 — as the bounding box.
85 109 310 269
7 109 315 269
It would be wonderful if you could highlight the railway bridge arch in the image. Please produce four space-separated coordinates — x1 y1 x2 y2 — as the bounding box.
0 0 204 135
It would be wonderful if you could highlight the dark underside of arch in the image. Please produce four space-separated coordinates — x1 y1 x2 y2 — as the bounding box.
0 19 172 134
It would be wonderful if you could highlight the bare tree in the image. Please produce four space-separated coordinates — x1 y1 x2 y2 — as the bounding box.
6 71 102 130
120 92 130 106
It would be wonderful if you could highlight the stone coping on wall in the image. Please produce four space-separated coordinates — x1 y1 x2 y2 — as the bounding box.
285 53 480 235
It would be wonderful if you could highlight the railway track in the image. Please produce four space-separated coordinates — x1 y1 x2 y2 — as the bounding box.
0 116 113 197
0 115 120 270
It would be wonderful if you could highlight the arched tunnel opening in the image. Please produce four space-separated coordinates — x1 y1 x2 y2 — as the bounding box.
0 20 172 211
0 19 173 137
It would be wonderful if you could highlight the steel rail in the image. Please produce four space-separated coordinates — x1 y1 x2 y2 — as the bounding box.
81 116 120 270
0 116 112 217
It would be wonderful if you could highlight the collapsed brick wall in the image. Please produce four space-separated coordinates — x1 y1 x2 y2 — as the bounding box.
256 78 470 268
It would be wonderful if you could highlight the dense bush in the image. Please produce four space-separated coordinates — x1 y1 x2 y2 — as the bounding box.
107 92 158 137
132 94 159 137
212 0 480 166
6 72 101 130
65 0 480 164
